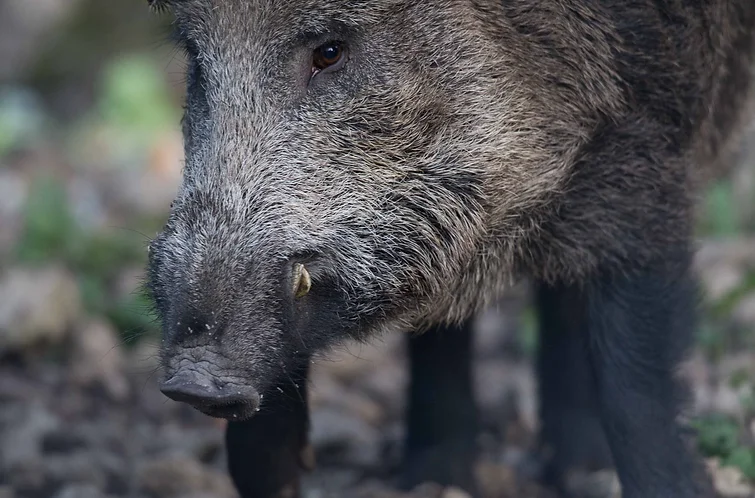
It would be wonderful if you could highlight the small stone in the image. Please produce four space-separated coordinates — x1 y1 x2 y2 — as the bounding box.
42 428 88 454
145 423 225 464
708 458 754 497
357 363 407 420
0 266 81 354
310 407 381 467
409 482 445 497
440 487 472 498
476 360 537 432
137 456 237 498
0 403 59 469
4 459 47 496
307 368 348 409
309 370 386 424
475 461 517 498
302 468 362 497
563 469 621 498
43 451 109 490
341 389 385 426
69 318 129 401
182 494 235 498
0 373 38 403
699 263 744 302
53 483 112 498
695 239 755 303
0 169 28 259
696 239 755 271
71 449 129 496
732 293 755 328
318 336 403 383
300 443 317 471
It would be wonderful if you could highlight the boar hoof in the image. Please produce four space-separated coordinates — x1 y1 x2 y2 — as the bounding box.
561 469 621 498
299 443 317 472
275 483 299 498
400 442 479 497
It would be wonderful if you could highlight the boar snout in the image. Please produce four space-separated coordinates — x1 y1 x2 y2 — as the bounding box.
149 218 325 421
160 368 261 420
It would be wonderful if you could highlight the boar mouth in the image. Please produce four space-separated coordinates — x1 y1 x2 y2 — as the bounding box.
160 370 262 421
194 401 260 421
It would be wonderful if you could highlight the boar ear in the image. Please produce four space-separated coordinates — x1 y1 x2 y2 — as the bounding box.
148 0 171 12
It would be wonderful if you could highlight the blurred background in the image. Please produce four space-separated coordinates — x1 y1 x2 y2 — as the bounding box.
0 2 754 498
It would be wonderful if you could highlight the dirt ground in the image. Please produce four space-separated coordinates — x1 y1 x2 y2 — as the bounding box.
2 255 755 498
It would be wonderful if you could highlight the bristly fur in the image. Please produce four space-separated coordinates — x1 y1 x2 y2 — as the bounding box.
144 2 755 496
146 0 755 436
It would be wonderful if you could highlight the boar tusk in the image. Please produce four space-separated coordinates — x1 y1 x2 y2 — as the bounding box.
293 263 311 298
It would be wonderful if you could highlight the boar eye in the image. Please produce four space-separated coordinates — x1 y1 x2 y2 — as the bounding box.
312 41 347 72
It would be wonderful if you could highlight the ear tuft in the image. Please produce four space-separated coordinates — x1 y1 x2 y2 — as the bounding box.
148 0 171 13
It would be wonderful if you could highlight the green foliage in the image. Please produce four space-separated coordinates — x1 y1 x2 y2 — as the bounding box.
711 271 755 319
64 52 182 170
730 369 753 390
694 414 741 457
16 175 146 271
14 174 159 345
15 175 77 263
98 54 178 136
696 320 727 362
694 412 755 481
697 269 755 361
78 273 109 315
700 180 740 237
724 447 755 480
740 393 755 418
67 231 147 282
10 49 180 348
0 88 47 157
517 306 539 357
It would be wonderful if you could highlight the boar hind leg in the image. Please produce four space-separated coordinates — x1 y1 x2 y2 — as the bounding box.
584 256 713 498
536 281 614 495
226 363 311 498
400 319 480 495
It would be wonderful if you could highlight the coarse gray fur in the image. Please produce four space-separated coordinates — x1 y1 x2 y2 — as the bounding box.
150 0 755 366
145 0 755 495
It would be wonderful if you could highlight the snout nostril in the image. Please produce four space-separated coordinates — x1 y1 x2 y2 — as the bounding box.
159 376 260 419
160 379 218 406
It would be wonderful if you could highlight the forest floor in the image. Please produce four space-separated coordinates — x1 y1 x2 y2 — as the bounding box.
1 240 755 497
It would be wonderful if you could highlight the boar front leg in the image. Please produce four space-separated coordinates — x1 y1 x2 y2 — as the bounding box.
226 363 312 498
536 280 614 495
585 255 714 498
401 319 480 495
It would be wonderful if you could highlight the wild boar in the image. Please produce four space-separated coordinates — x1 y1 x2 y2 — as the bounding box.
145 1 755 496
